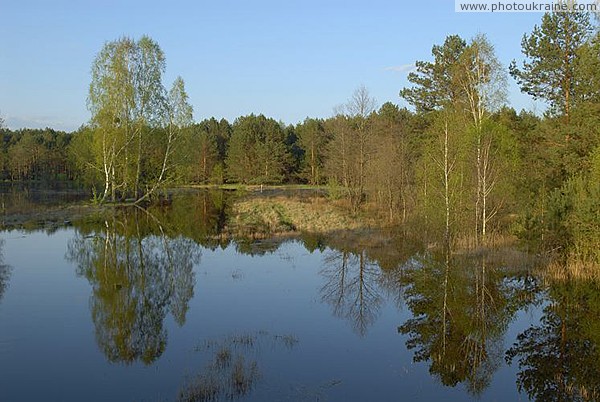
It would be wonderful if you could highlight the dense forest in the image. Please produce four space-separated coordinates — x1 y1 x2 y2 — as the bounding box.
1 11 599 272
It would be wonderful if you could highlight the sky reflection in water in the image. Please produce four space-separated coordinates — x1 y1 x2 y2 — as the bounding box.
0 192 597 401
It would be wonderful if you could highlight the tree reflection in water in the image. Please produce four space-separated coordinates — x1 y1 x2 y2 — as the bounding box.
506 281 600 401
66 207 201 365
320 249 384 336
0 239 11 305
398 249 536 396
54 189 600 399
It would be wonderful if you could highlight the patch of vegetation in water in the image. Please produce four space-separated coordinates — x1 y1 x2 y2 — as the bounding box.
228 195 372 238
180 331 300 402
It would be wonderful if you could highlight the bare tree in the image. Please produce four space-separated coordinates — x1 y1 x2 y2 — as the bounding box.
345 85 377 118
320 249 383 336
325 86 378 213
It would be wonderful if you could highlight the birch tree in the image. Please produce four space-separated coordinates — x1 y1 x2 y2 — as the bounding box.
401 36 470 243
87 36 189 203
135 77 193 204
458 34 507 245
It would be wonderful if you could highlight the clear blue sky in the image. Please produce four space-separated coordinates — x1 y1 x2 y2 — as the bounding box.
0 0 546 131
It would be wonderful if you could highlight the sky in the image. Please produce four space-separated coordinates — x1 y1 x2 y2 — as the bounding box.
0 0 549 132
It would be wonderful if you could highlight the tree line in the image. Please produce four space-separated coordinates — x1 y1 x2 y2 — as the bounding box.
2 11 599 268
0 128 73 181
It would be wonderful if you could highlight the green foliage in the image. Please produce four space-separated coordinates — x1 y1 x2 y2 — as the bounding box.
0 128 74 182
577 31 600 103
400 35 468 112
515 101 600 255
225 114 290 184
416 111 471 241
523 143 600 265
86 36 192 202
173 118 231 184
509 11 594 117
210 162 225 185
3 16 600 268
566 173 600 263
68 126 100 186
326 177 344 200
296 118 329 185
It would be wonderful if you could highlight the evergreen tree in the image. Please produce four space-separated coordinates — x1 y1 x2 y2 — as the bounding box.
296 118 328 185
400 35 468 113
509 11 594 122
225 114 290 184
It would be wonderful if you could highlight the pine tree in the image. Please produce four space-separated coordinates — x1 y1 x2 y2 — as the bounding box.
509 11 593 122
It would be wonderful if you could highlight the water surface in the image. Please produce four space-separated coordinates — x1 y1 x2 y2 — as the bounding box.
0 190 598 401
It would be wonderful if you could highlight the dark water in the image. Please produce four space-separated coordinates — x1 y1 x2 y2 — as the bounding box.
0 190 599 401
0 182 88 214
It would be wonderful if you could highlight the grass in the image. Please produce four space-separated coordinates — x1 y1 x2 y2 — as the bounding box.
543 257 600 283
185 183 325 191
180 331 299 402
228 195 371 237
178 352 259 402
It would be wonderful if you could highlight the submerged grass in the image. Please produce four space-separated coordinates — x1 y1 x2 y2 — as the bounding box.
543 257 600 283
180 331 299 402
178 353 260 402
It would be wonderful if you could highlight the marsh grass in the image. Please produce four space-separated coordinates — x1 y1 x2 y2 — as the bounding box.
274 334 299 349
451 232 518 252
229 195 372 237
180 331 299 402
178 352 260 402
543 257 600 283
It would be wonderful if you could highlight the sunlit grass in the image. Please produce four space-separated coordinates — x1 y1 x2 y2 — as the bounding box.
229 195 372 236
544 258 600 283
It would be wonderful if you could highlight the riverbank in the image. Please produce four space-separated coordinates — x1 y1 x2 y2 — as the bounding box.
0 203 107 231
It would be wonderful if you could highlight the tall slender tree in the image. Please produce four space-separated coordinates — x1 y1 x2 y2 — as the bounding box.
296 118 328 185
135 76 193 204
325 86 377 213
458 34 507 245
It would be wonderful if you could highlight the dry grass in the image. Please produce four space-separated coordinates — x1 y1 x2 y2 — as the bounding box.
228 196 372 236
452 232 519 252
543 257 600 283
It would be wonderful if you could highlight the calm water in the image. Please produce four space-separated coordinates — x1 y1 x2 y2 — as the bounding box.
0 190 599 401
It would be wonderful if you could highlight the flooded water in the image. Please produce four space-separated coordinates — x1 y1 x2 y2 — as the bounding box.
0 190 599 401
0 182 88 215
